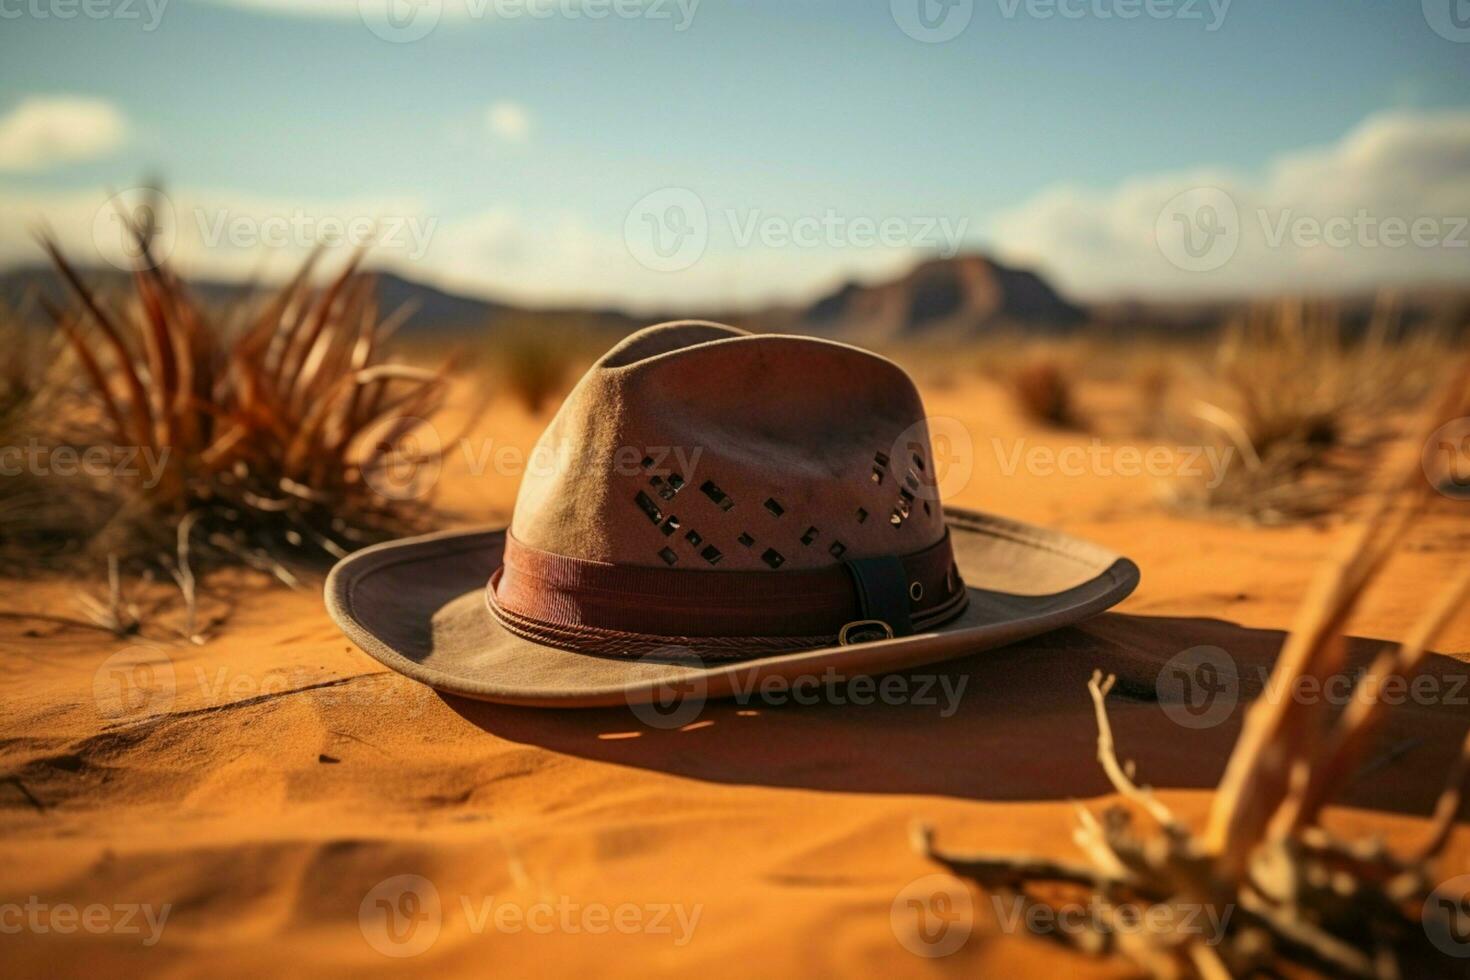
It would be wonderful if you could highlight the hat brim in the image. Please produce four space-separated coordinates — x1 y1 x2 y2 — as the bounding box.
325 507 1139 707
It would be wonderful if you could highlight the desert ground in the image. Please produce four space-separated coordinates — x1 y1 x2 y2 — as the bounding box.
2 366 1467 977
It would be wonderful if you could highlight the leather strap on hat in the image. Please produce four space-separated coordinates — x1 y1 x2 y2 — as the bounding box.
485 531 967 659
843 556 914 637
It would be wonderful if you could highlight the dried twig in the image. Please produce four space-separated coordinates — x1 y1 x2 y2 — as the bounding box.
916 350 1470 978
74 554 140 636
167 512 204 644
1090 671 1181 832
1412 728 1470 863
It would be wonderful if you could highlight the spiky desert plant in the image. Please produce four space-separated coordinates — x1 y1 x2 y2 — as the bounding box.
40 222 451 570
918 352 1470 978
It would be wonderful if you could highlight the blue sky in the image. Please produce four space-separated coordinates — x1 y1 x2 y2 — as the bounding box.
1 0 1468 310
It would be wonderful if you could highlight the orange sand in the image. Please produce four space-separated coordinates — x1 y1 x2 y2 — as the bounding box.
2 376 1467 977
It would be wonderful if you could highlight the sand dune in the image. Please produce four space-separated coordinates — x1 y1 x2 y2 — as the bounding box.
2 379 1467 977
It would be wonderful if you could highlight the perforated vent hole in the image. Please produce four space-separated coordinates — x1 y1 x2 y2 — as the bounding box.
762 548 785 569
635 491 663 525
738 532 755 547
764 498 784 518
829 541 847 559
701 545 723 565
893 488 914 526
912 452 925 472
660 516 680 536
872 450 890 484
658 547 678 565
856 507 868 524
700 480 735 511
640 456 656 470
656 473 685 501
685 529 703 547
800 526 819 545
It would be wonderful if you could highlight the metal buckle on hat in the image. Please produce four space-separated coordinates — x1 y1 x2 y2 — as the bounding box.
839 619 895 646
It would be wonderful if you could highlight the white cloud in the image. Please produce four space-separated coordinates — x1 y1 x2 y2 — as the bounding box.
0 97 128 172
990 110 1470 300
486 101 531 143
10 112 1462 313
183 0 533 20
0 185 703 312
420 206 926 313
0 185 438 282
0 184 961 313
185 0 369 17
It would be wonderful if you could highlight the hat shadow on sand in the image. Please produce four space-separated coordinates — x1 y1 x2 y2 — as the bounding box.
446 613 1470 821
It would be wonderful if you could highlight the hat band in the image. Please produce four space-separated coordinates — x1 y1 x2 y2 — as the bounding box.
484 531 969 660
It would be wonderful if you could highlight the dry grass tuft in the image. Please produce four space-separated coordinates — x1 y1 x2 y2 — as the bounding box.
39 221 453 573
0 315 43 539
490 315 585 416
0 314 38 432
1010 358 1082 429
73 554 142 637
918 350 1470 978
0 312 95 566
1166 296 1452 524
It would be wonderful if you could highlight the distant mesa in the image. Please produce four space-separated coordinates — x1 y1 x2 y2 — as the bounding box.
0 253 1087 340
797 254 1086 339
4 251 1465 341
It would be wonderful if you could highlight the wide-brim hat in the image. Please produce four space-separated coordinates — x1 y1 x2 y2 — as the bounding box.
326 322 1138 707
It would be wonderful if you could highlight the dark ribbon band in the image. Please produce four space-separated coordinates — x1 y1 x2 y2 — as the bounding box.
486 531 967 654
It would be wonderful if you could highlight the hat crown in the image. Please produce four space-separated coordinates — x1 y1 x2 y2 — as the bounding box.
509 322 947 571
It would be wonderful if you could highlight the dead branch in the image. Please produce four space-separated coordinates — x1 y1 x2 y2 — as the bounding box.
1090 670 1182 833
